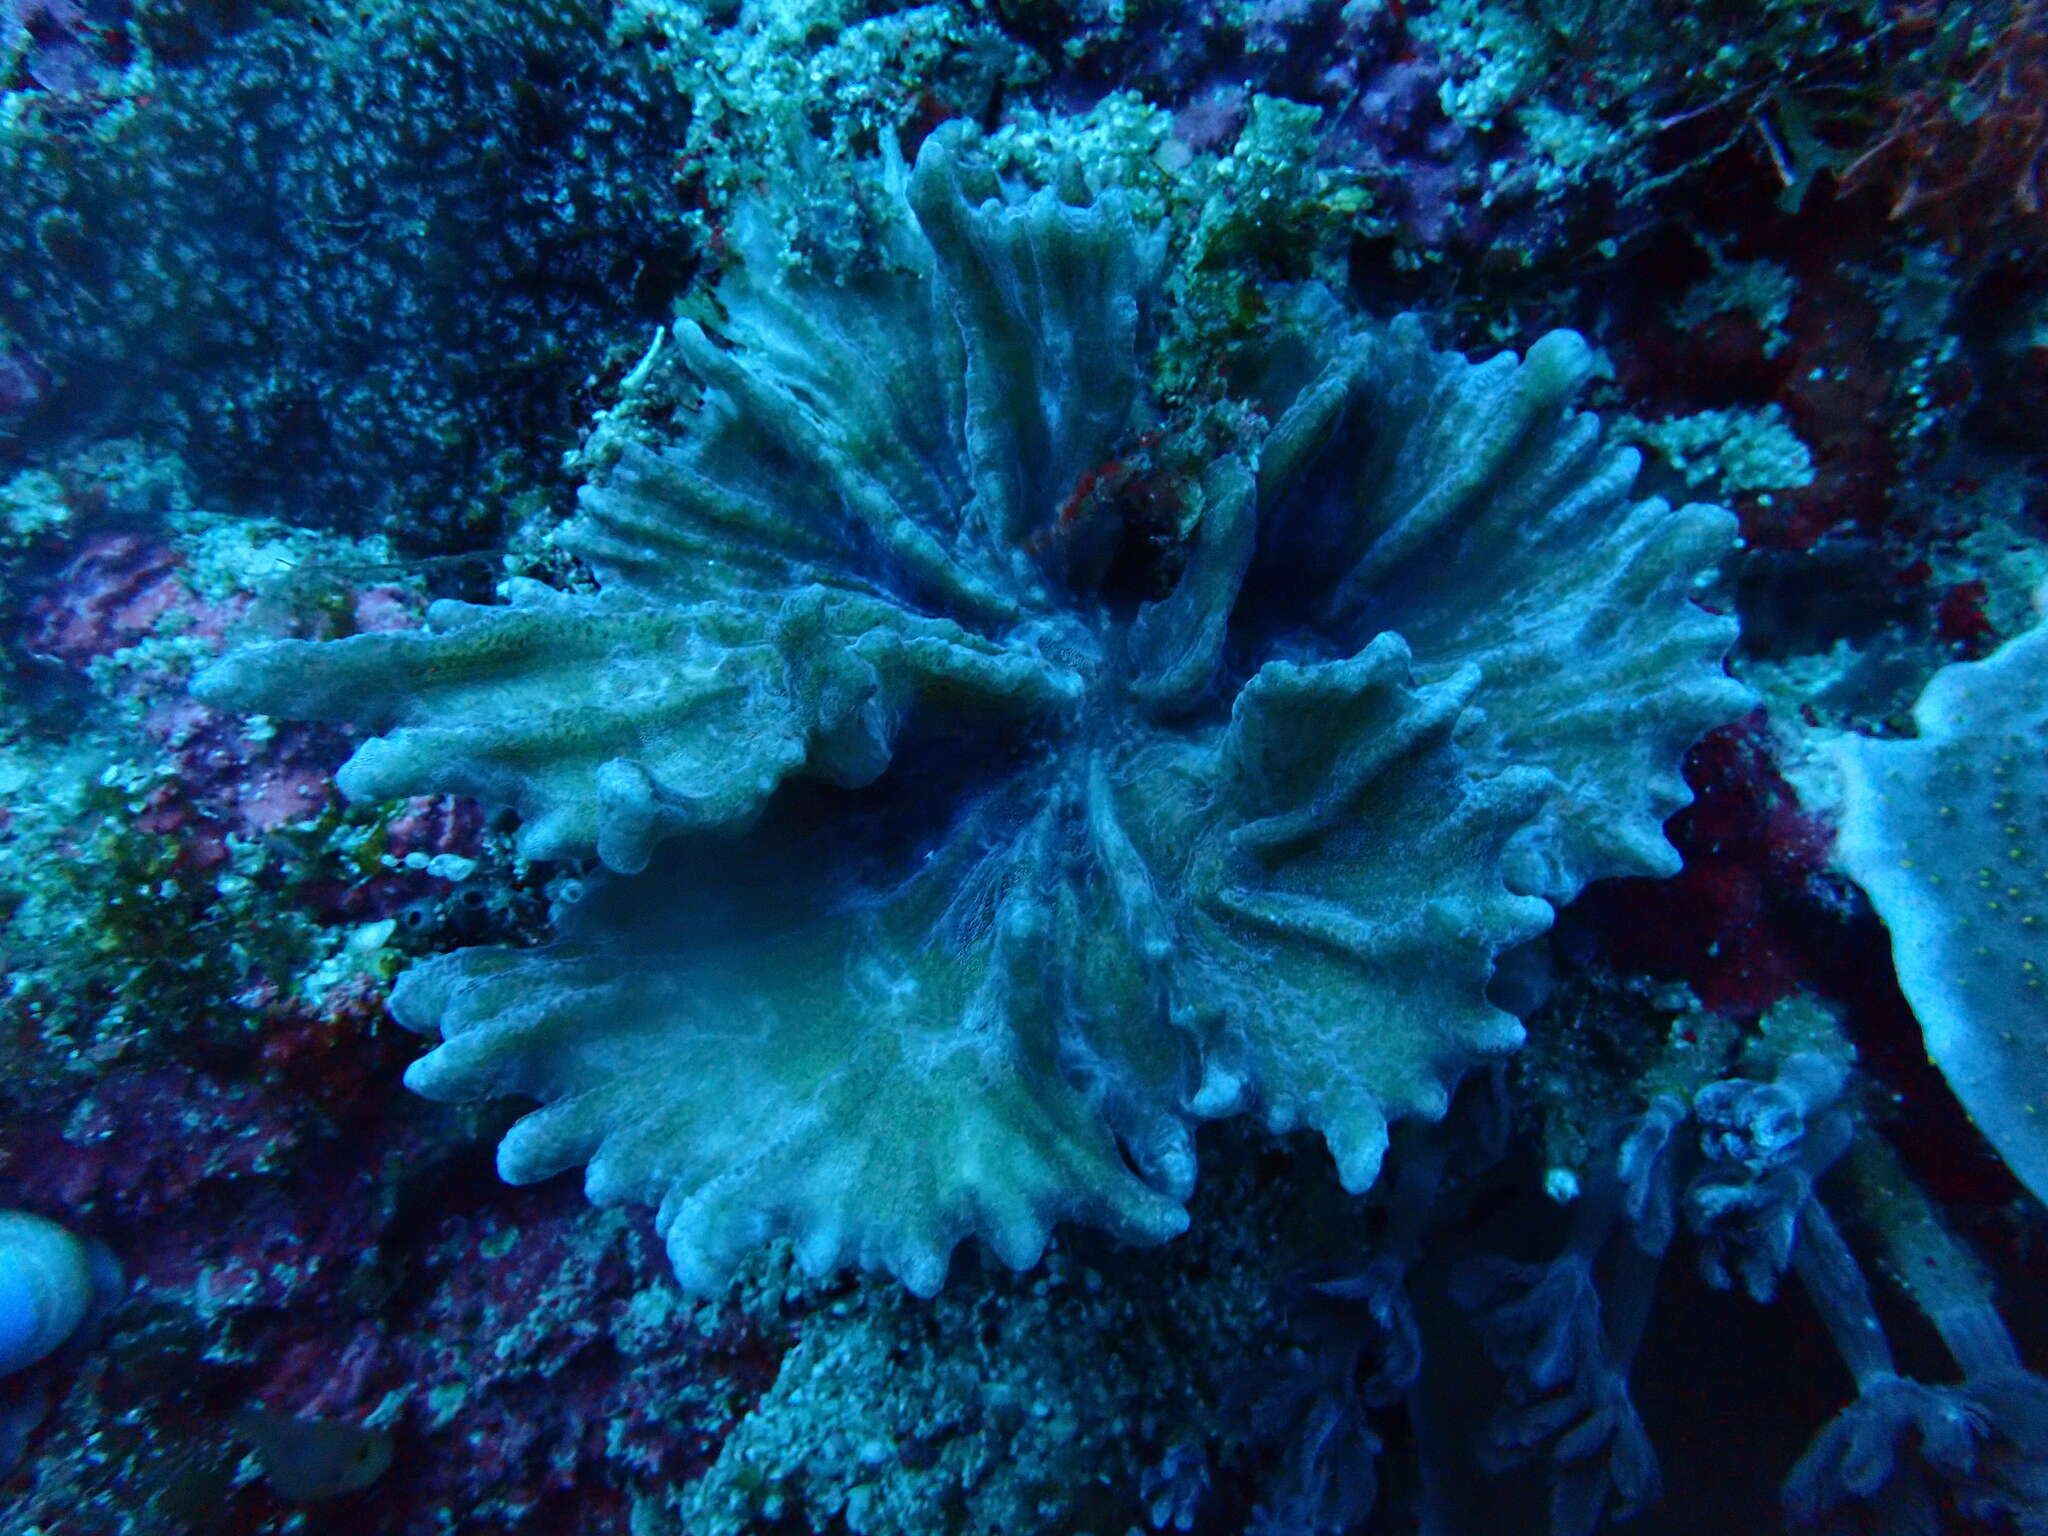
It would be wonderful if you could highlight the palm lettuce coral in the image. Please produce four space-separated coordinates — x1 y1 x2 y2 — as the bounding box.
195 126 1749 1294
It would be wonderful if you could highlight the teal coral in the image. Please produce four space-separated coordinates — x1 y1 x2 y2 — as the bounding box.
196 126 1750 1294
1835 586 2048 1206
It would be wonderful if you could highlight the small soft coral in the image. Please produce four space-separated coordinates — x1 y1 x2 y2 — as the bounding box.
1454 1097 1682 1536
196 125 1749 1294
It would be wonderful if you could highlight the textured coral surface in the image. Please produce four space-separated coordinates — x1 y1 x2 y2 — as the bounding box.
198 126 1749 1295
1837 584 2048 1205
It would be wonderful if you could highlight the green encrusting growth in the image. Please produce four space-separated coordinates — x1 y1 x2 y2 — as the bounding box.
196 125 1750 1294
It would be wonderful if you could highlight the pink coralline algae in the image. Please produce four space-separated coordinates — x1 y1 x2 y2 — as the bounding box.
20 532 190 667
1578 714 1839 1019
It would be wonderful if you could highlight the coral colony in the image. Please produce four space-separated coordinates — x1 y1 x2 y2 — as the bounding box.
2 3 2047 1535
195 126 1751 1296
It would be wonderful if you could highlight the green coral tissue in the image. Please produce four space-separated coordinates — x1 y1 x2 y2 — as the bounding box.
195 126 1752 1294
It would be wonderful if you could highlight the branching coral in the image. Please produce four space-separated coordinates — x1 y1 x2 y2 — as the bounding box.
195 125 1749 1295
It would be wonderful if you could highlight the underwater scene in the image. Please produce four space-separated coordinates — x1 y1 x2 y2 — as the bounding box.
2 0 2047 1532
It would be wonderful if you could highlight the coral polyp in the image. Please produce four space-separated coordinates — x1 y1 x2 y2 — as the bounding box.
195 126 1750 1295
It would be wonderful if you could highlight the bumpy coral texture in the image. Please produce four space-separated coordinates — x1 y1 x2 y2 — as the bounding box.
196 127 1750 1294
1835 584 2048 1208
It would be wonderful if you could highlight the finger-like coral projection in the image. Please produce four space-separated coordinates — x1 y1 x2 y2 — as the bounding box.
195 126 1750 1294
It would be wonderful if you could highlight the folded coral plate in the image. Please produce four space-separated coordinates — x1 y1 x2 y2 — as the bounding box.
196 125 1751 1293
